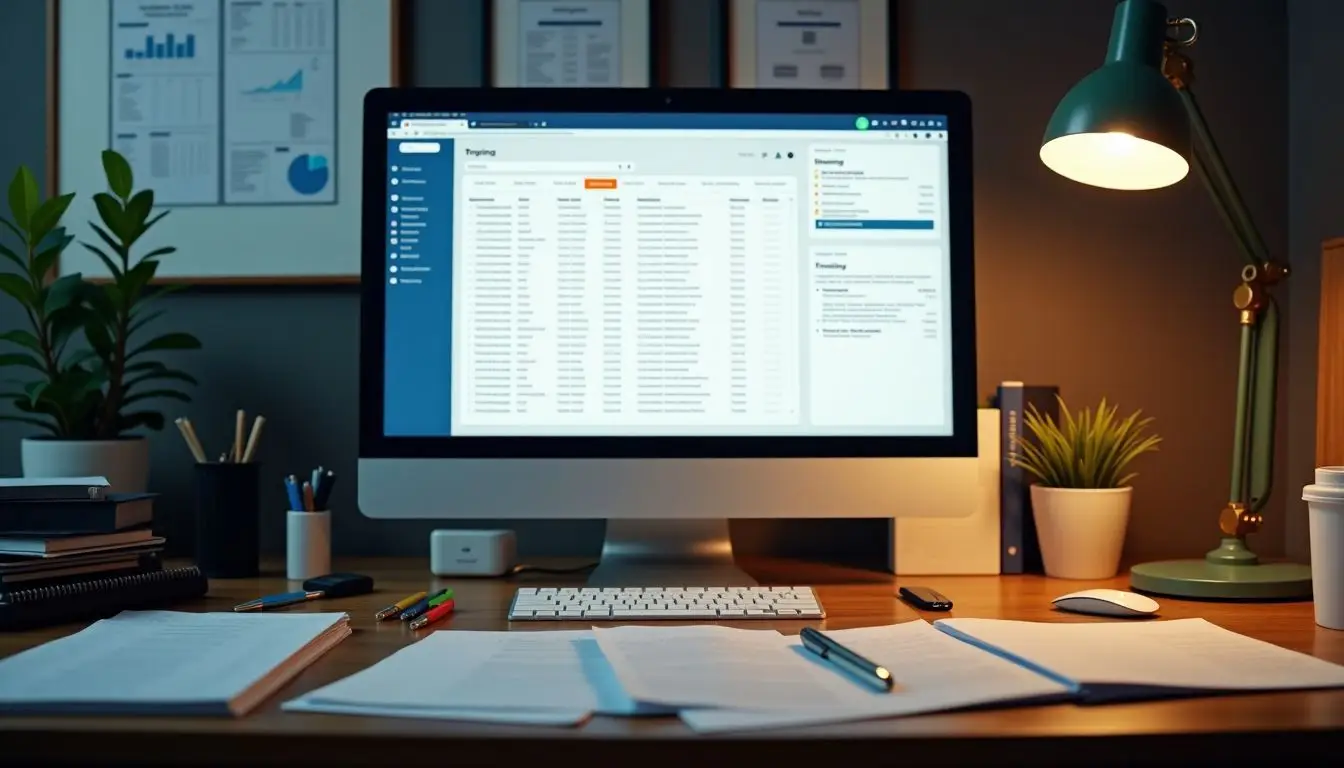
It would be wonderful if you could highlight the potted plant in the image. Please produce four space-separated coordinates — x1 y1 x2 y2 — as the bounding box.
1011 397 1162 579
0 151 201 492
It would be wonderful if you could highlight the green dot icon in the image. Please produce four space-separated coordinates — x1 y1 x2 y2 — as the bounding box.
855 116 870 130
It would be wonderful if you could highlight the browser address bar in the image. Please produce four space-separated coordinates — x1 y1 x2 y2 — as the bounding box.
462 161 634 172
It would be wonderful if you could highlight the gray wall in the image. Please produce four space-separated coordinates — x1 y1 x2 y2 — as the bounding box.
0 0 1313 568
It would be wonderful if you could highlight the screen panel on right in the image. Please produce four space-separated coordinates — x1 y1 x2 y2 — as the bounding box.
382 112 954 438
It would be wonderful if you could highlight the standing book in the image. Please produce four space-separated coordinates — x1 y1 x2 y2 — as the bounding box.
994 382 1059 574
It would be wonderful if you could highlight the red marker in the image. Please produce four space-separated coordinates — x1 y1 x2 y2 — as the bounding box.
410 599 455 630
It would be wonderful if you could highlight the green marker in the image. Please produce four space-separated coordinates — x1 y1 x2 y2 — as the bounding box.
429 589 455 607
855 116 870 130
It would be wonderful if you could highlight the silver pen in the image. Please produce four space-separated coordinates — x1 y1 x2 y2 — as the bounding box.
800 626 895 692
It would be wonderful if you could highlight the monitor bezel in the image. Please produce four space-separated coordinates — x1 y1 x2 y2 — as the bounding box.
360 88 976 459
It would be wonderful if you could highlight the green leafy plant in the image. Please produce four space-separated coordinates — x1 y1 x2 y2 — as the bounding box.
0 151 201 439
1011 396 1162 489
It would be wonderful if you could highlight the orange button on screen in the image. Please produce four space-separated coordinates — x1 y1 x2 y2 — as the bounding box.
584 178 617 189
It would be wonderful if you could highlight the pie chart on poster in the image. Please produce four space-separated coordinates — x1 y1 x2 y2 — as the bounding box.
288 154 330 195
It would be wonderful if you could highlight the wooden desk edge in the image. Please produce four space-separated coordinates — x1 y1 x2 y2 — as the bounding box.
2 557 1343 766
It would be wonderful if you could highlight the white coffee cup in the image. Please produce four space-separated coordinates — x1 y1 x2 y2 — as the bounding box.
1304 466 1344 630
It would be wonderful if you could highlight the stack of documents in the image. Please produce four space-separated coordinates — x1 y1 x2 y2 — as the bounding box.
0 611 350 716
287 618 1344 731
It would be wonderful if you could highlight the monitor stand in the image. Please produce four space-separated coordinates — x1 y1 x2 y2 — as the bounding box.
586 519 757 587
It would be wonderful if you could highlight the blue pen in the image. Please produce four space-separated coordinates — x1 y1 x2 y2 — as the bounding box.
284 475 304 511
233 590 323 612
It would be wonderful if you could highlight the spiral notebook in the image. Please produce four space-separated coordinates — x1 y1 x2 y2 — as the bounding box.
0 565 208 630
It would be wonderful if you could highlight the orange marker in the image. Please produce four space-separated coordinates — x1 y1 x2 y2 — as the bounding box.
409 599 455 630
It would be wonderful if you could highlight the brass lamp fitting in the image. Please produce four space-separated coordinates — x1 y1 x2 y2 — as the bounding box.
1219 502 1263 537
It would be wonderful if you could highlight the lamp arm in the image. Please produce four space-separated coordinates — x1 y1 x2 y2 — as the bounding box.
1176 88 1280 521
1247 299 1278 513
1177 88 1269 267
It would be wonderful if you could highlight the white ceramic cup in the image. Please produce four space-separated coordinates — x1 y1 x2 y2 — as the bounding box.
286 510 331 581
1305 467 1344 630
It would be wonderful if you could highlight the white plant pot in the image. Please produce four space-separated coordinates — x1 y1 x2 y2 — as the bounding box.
21 437 150 494
1031 486 1133 580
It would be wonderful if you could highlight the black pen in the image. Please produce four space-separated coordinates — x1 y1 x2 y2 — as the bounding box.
800 626 894 692
314 470 337 511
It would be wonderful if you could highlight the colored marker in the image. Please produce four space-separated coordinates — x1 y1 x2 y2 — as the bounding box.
374 591 427 621
399 588 453 622
410 599 456 631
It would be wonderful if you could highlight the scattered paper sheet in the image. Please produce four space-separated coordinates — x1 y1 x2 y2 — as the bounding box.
288 629 670 725
935 617 1344 692
593 624 880 711
677 621 1073 732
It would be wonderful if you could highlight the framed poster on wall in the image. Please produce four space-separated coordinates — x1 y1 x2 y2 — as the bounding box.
49 0 405 284
725 0 895 89
488 0 656 87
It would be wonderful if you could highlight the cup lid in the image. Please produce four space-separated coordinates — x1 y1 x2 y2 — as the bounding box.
1303 466 1344 503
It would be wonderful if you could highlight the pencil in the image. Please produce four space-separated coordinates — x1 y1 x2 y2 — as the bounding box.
175 418 207 463
301 481 314 512
241 415 266 463
234 410 245 465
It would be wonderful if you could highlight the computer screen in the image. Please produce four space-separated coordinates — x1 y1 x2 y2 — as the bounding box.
379 111 953 440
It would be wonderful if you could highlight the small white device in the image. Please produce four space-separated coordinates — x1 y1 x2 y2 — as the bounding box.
430 530 516 577
508 586 824 621
1052 588 1160 618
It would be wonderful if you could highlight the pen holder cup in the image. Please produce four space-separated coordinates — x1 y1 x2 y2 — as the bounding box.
287 509 332 581
194 462 261 579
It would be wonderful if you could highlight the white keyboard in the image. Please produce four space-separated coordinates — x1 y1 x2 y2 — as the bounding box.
508 585 825 621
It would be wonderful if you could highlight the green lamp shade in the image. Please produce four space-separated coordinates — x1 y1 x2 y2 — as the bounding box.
1040 0 1192 191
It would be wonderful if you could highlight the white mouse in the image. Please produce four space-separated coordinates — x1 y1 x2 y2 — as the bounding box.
1052 588 1159 618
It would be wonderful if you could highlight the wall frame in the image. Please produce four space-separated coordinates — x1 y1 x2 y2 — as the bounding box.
723 0 897 89
47 0 406 285
486 0 659 87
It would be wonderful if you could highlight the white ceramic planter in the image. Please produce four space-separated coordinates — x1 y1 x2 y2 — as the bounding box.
1031 486 1133 579
21 437 150 494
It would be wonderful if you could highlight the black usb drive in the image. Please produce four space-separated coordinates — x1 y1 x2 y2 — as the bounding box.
899 585 953 611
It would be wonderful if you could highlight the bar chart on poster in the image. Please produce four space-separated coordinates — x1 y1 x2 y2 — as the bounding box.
59 0 393 280
109 0 222 205
107 0 337 206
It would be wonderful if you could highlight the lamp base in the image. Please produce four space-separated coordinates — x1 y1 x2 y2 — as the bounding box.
1130 559 1312 600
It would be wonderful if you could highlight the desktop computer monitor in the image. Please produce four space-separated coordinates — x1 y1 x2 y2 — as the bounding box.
359 89 977 584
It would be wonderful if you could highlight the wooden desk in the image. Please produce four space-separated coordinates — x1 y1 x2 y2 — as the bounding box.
2 558 1342 766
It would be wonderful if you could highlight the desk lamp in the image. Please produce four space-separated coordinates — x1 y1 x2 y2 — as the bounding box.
1039 0 1311 599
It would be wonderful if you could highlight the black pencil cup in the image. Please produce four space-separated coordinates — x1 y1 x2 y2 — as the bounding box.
194 462 261 578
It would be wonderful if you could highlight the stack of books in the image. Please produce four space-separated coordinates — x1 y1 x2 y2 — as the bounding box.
0 477 207 630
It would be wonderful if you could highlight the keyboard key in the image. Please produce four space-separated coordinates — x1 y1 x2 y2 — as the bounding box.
584 608 611 618
561 609 584 617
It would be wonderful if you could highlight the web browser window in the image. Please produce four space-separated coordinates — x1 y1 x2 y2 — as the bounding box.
380 112 952 438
